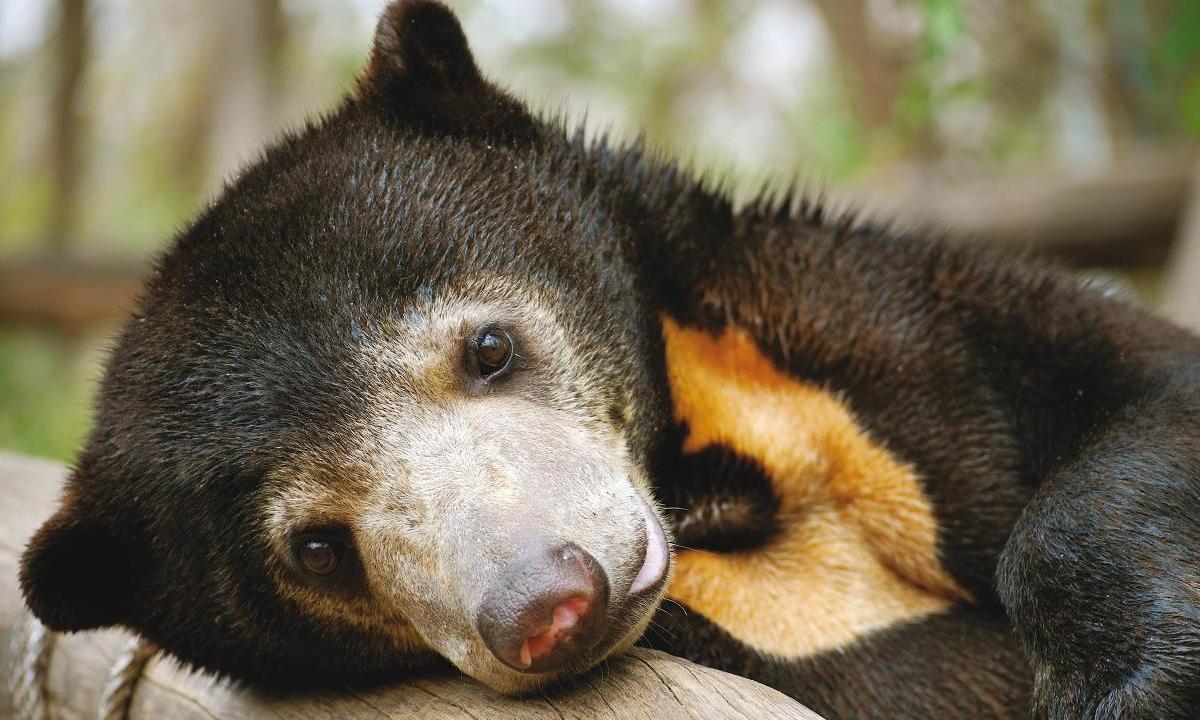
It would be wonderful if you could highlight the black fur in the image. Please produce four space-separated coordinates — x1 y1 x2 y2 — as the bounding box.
643 603 1031 719
20 2 1200 718
652 436 781 552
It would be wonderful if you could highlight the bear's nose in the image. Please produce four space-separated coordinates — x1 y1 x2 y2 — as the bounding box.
476 542 609 673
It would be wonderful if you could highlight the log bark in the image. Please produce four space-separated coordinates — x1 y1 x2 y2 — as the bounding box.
0 452 822 720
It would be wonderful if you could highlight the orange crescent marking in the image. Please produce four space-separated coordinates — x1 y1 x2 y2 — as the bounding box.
662 315 970 659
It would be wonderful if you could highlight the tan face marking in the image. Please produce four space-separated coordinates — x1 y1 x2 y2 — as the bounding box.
258 278 669 694
263 459 434 663
662 315 970 659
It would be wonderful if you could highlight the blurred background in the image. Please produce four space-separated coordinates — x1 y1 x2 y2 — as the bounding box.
0 0 1198 461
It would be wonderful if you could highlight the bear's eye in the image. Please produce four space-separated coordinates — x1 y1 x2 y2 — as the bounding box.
296 538 342 576
472 327 514 380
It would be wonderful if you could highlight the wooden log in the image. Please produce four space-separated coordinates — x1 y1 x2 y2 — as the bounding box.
0 452 822 720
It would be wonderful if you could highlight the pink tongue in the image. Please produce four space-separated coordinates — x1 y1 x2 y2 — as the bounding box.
630 498 669 594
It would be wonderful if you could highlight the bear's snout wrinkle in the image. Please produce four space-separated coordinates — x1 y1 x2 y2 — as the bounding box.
476 542 609 673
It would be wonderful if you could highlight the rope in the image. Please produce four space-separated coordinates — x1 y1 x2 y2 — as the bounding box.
8 614 55 720
7 613 158 720
97 636 158 720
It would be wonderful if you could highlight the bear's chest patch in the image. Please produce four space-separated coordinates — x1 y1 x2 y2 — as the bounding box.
660 316 970 659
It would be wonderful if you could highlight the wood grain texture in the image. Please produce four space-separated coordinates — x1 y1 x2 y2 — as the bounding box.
0 451 823 719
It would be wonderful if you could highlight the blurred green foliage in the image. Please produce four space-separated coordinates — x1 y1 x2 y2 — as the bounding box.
1159 0 1200 133
0 327 95 460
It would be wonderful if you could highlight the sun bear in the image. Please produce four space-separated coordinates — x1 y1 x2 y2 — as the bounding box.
19 2 1200 719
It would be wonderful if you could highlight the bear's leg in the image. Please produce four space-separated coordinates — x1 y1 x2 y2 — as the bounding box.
997 380 1200 720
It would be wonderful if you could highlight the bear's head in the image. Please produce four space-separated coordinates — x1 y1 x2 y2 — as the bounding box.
19 0 677 695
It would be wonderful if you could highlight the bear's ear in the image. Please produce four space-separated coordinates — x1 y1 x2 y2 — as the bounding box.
19 495 141 632
356 0 537 141
359 0 483 104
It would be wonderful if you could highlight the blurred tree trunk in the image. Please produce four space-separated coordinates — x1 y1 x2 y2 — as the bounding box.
204 0 286 192
1041 0 1114 169
809 0 903 129
1163 159 1200 333
1101 0 1157 137
47 0 89 252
